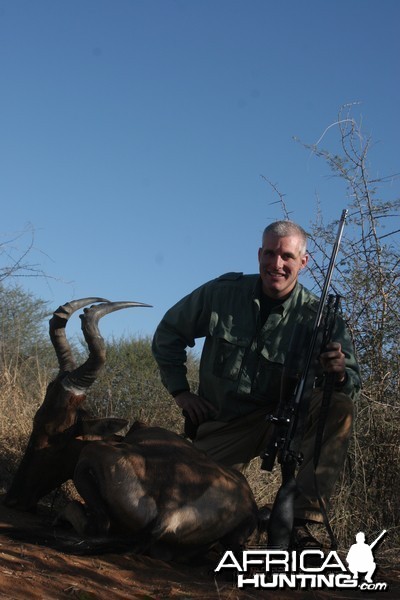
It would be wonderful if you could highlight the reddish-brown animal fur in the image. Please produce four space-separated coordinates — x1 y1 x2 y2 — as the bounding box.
5 299 258 558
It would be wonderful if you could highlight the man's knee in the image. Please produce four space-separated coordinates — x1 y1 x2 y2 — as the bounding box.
311 390 354 439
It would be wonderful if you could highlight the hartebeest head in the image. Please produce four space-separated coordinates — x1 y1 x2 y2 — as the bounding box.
5 298 150 511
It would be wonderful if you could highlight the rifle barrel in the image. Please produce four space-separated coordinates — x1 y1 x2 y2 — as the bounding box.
316 209 348 327
369 529 387 550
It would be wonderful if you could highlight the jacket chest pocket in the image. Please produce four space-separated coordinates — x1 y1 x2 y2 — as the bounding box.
212 334 250 381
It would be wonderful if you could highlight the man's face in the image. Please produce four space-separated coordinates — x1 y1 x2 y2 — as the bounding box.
258 233 308 298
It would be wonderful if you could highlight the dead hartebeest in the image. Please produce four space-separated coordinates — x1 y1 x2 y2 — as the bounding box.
4 299 258 558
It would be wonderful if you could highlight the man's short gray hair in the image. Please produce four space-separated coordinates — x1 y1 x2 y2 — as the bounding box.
262 220 308 254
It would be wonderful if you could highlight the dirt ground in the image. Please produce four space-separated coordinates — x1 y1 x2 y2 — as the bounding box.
0 496 398 600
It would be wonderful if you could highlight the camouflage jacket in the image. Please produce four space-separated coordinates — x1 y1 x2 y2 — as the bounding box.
152 273 361 421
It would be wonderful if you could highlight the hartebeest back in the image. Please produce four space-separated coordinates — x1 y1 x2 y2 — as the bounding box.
5 299 258 558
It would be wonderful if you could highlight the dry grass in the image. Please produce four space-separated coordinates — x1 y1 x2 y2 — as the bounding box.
0 362 44 460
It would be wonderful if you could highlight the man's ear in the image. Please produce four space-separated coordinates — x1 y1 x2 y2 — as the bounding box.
301 253 309 269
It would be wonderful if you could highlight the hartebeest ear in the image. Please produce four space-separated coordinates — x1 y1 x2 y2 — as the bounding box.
80 418 128 436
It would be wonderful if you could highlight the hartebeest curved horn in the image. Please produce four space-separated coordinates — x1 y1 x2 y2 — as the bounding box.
64 301 152 391
49 297 110 374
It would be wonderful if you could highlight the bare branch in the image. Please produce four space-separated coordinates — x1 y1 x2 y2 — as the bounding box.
0 224 51 283
260 175 293 220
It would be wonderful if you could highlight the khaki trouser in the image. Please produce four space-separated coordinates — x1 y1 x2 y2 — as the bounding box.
194 391 354 523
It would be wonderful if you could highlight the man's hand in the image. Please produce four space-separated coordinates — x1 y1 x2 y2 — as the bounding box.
319 341 346 383
174 391 216 426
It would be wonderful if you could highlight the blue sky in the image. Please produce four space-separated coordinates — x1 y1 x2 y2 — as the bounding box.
1 0 399 344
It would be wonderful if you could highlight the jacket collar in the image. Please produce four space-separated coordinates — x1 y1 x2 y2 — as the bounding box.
252 277 303 317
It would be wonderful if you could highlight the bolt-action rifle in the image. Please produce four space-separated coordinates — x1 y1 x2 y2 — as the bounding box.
260 209 348 550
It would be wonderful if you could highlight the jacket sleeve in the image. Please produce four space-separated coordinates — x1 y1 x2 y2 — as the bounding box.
152 282 213 395
327 314 361 400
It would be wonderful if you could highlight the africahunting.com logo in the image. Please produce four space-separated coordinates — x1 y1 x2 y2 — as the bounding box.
215 530 388 591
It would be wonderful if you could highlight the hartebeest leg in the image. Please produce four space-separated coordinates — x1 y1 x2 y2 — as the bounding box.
54 500 89 535
73 461 111 536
